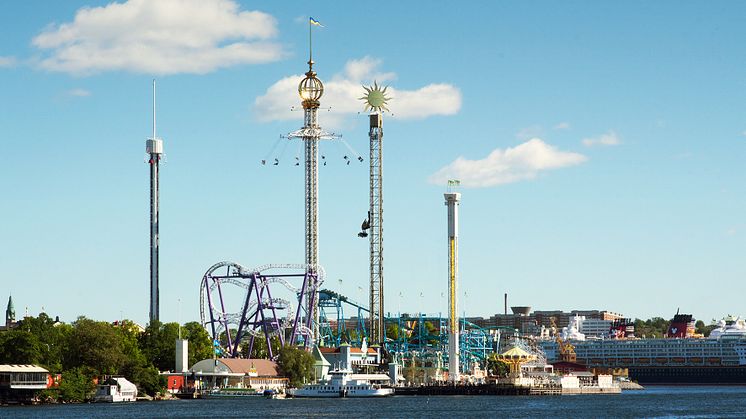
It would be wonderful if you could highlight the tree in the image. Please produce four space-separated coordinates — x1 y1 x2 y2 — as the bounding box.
130 364 165 396
695 320 717 337
486 353 510 377
139 321 180 372
634 317 669 338
0 330 43 365
57 367 95 402
65 317 127 375
386 324 400 341
240 336 282 359
276 345 315 388
15 313 71 373
181 322 212 367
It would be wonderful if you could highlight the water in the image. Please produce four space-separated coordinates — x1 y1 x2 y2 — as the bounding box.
4 387 746 418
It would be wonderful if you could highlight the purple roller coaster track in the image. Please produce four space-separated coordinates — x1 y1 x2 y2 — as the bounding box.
199 262 323 359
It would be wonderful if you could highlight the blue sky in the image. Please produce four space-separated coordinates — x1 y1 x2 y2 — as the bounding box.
1 1 745 326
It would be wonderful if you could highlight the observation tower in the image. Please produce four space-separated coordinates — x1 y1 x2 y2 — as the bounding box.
445 180 461 381
146 80 164 323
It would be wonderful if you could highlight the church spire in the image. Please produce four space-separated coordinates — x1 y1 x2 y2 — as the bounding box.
5 295 15 326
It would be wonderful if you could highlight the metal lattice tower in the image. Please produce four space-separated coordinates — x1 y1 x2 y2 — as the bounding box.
360 82 390 345
286 21 337 344
146 80 164 324
368 113 384 344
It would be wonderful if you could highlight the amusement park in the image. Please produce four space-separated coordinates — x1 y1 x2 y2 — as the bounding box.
178 18 621 397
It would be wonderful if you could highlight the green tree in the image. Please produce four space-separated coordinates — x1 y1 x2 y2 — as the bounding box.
486 353 510 377
276 345 315 388
634 317 669 338
57 367 96 402
130 364 166 396
65 317 126 375
139 321 180 372
0 330 43 365
385 324 400 341
240 336 282 359
695 320 718 337
15 313 71 372
182 322 212 366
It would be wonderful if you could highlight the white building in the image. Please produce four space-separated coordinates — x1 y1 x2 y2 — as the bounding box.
94 377 138 402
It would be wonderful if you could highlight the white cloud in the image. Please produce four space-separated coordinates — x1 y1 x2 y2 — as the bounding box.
67 88 91 97
429 138 587 188
0 56 17 68
582 130 621 147
253 56 461 124
32 0 282 75
554 122 571 130
741 130 746 137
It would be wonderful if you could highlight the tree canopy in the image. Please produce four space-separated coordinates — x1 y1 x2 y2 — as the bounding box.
276 345 315 388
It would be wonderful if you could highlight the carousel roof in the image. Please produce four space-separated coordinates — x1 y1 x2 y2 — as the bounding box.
497 346 536 361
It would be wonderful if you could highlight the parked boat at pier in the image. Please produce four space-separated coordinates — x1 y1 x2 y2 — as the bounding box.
287 369 393 398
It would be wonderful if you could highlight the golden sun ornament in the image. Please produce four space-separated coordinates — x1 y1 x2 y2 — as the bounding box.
360 81 391 113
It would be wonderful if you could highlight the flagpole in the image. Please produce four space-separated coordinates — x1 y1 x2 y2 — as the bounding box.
309 18 312 64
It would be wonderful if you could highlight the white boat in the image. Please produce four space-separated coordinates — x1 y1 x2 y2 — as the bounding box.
287 369 393 398
94 377 138 402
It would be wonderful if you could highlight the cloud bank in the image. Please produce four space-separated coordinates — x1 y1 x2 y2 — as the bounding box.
429 138 587 188
253 56 461 123
32 0 282 75
582 130 620 147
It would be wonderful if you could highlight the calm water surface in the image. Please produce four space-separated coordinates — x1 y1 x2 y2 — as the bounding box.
3 386 746 418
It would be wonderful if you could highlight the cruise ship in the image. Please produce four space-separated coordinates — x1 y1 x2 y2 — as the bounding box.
539 314 746 384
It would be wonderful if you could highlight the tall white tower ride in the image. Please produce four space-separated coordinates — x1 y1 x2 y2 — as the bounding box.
146 80 164 324
360 82 390 344
444 180 461 382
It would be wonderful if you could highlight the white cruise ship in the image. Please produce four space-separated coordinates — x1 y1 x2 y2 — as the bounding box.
287 369 394 398
539 314 746 384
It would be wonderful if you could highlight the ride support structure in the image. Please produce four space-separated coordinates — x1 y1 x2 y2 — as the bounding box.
200 263 323 358
368 112 384 344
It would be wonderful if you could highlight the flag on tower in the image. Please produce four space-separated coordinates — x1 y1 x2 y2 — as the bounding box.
310 17 324 27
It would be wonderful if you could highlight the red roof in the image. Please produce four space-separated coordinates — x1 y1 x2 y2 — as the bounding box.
218 358 280 376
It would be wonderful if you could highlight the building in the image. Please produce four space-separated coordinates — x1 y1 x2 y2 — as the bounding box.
318 343 380 372
0 364 50 403
183 358 288 393
468 308 624 336
93 377 138 402
578 318 614 338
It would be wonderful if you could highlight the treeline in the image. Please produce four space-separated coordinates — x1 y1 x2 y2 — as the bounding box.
633 317 718 338
0 314 212 401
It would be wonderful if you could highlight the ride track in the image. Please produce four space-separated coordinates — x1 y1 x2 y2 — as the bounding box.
200 262 324 359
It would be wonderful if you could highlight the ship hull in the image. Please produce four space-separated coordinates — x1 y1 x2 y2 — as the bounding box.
628 366 746 384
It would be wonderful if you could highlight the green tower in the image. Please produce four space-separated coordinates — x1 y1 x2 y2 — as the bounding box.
5 295 15 327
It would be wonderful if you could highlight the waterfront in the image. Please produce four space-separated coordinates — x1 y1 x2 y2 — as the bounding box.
3 387 746 418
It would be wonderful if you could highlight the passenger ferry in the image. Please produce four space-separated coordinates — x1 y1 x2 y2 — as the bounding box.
287 369 393 398
540 314 746 384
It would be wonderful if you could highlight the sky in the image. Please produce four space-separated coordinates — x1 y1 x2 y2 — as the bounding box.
1 1 745 327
